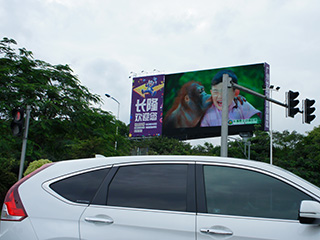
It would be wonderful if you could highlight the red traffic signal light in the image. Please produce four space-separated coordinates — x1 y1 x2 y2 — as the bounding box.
11 107 25 136
304 99 316 124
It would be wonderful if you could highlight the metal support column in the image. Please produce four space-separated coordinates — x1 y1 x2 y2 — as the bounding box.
220 74 230 157
18 105 31 180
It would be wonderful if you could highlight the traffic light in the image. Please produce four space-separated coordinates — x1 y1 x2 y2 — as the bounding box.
11 107 24 136
304 99 316 124
287 90 300 118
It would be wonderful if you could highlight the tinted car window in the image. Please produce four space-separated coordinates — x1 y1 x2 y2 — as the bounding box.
203 165 313 220
107 164 188 211
50 168 110 204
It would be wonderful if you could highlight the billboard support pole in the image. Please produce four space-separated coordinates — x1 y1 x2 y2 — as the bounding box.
221 74 230 157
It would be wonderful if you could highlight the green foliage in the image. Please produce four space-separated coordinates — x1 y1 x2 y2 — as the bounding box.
301 126 320 161
0 37 130 204
132 137 192 155
131 137 221 156
23 159 52 176
0 37 129 162
249 130 271 163
0 157 18 205
0 38 100 121
287 126 320 187
190 142 219 156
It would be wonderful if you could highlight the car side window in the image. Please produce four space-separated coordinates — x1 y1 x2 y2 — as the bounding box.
203 165 313 220
107 164 188 212
50 168 110 204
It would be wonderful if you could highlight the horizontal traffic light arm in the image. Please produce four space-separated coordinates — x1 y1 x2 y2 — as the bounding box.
231 83 306 114
231 82 287 107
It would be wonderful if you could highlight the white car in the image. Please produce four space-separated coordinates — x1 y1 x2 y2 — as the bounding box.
1 155 320 240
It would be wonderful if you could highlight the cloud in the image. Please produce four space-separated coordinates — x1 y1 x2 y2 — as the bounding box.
74 58 130 122
1 0 319 139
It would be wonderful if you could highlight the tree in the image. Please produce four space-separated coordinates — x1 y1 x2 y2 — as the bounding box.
271 130 305 169
190 142 220 156
0 37 129 162
131 137 192 155
300 126 320 161
0 37 130 204
0 157 18 206
0 37 100 121
291 126 320 186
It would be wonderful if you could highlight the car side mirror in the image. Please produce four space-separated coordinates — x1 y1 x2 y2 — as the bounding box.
299 200 320 225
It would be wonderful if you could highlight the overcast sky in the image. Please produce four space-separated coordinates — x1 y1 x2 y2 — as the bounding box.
1 0 319 145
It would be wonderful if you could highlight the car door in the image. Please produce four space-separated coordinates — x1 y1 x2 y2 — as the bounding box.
196 163 320 240
80 163 196 240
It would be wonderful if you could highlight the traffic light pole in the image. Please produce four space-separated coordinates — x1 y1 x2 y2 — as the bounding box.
220 77 315 158
18 105 31 180
221 78 291 158
220 74 231 157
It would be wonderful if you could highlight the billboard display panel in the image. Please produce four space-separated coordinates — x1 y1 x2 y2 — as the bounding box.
129 74 165 138
162 63 269 140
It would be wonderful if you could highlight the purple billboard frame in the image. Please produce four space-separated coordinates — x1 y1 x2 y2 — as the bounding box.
264 63 270 131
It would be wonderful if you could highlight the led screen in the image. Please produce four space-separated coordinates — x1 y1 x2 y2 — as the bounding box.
162 63 269 140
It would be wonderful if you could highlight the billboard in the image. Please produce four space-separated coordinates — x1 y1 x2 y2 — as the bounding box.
129 75 165 138
129 63 270 140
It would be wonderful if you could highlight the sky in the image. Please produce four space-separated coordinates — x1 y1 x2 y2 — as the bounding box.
1 0 319 146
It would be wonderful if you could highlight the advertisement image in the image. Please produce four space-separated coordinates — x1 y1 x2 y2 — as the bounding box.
129 75 165 138
162 63 269 140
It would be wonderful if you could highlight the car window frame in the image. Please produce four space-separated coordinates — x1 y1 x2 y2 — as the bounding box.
196 162 318 220
91 161 196 213
43 165 112 206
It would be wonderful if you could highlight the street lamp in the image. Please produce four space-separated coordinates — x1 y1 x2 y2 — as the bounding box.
105 93 120 150
267 85 280 165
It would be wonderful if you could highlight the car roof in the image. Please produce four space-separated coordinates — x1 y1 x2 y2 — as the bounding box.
34 155 320 200
49 155 289 176
49 155 296 182
55 155 266 169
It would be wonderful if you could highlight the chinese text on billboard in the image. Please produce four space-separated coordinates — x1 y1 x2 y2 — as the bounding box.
129 75 165 138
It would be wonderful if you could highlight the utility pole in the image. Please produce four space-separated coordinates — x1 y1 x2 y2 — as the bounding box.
18 105 31 180
268 85 280 165
105 93 120 150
